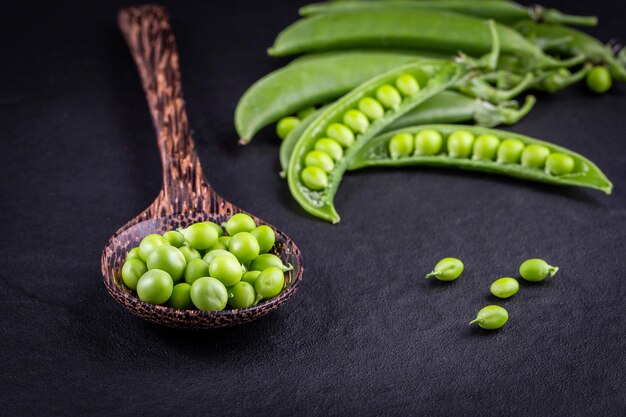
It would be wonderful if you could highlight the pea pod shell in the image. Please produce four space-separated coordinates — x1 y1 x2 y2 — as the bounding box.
235 51 430 143
269 9 567 70
288 61 463 223
349 124 612 194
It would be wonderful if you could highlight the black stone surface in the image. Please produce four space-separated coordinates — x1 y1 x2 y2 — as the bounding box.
1 1 624 415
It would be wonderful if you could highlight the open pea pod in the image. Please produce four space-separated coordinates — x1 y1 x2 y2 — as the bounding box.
348 124 612 194
287 60 463 223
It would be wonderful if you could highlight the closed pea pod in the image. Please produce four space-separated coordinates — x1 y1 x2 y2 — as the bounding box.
348 124 612 194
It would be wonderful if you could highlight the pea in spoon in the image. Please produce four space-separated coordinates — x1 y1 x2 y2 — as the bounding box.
101 6 303 329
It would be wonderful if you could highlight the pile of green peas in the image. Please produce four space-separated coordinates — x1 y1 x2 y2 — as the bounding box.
120 213 291 311
297 73 421 191
425 257 559 330
388 128 577 176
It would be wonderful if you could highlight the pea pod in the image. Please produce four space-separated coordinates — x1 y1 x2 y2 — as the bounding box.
515 21 626 82
235 51 431 143
348 124 612 194
268 9 583 70
287 60 463 222
301 1 598 27
279 92 535 175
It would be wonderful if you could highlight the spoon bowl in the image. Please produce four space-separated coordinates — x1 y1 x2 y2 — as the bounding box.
101 6 303 329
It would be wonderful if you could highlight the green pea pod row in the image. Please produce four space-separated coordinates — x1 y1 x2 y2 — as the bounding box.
515 21 626 82
268 9 584 70
301 1 598 27
235 51 431 143
279 91 536 174
287 60 463 223
348 124 612 194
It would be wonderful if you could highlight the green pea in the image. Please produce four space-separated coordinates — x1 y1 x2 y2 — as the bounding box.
210 242 227 251
136 269 173 305
126 247 142 262
326 123 355 148
389 133 414 160
470 305 508 330
276 116 300 140
315 138 344 161
496 138 525 164
358 97 384 120
297 106 316 119
218 236 231 249
519 258 558 282
472 134 500 161
138 233 169 262
179 246 201 264
181 222 218 250
521 144 550 169
489 277 519 299
254 267 285 301
163 230 185 247
343 109 370 134
203 249 237 265
414 129 443 156
545 153 575 175
205 221 224 237
190 277 228 311
169 283 193 309
209 255 243 287
586 66 612 93
224 213 256 236
305 150 335 173
241 270 261 285
425 257 464 281
249 253 293 272
447 130 475 158
227 281 256 309
395 74 420 96
301 166 329 190
228 232 260 264
184 258 210 284
251 225 275 254
375 84 402 109
146 245 187 282
121 259 147 291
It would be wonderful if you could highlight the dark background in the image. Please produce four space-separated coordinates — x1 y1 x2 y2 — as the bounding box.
1 0 624 415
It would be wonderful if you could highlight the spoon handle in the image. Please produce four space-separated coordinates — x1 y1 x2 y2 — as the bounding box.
118 6 212 214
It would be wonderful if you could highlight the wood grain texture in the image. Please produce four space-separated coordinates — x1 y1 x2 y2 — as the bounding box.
101 5 303 329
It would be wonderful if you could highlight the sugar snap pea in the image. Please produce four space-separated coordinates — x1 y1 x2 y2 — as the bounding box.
279 92 535 175
348 124 612 194
301 1 598 27
268 10 583 70
515 21 626 82
288 61 463 222
235 51 431 143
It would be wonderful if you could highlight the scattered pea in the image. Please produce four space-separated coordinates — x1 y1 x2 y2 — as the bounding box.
496 138 525 164
305 150 335 172
489 277 519 299
414 129 443 156
389 133 414 160
343 109 370 134
375 84 402 109
586 66 612 93
426 257 464 281
326 123 355 148
545 153 575 175
521 144 550 169
470 305 508 330
447 130 475 158
301 166 329 190
315 138 344 161
519 258 558 282
472 134 500 161
358 97 385 120
276 116 300 140
395 74 420 96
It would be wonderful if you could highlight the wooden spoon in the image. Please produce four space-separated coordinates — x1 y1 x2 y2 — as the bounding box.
101 5 303 329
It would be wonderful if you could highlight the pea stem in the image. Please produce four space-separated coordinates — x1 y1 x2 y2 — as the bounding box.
469 318 480 325
539 8 598 27
548 265 559 277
